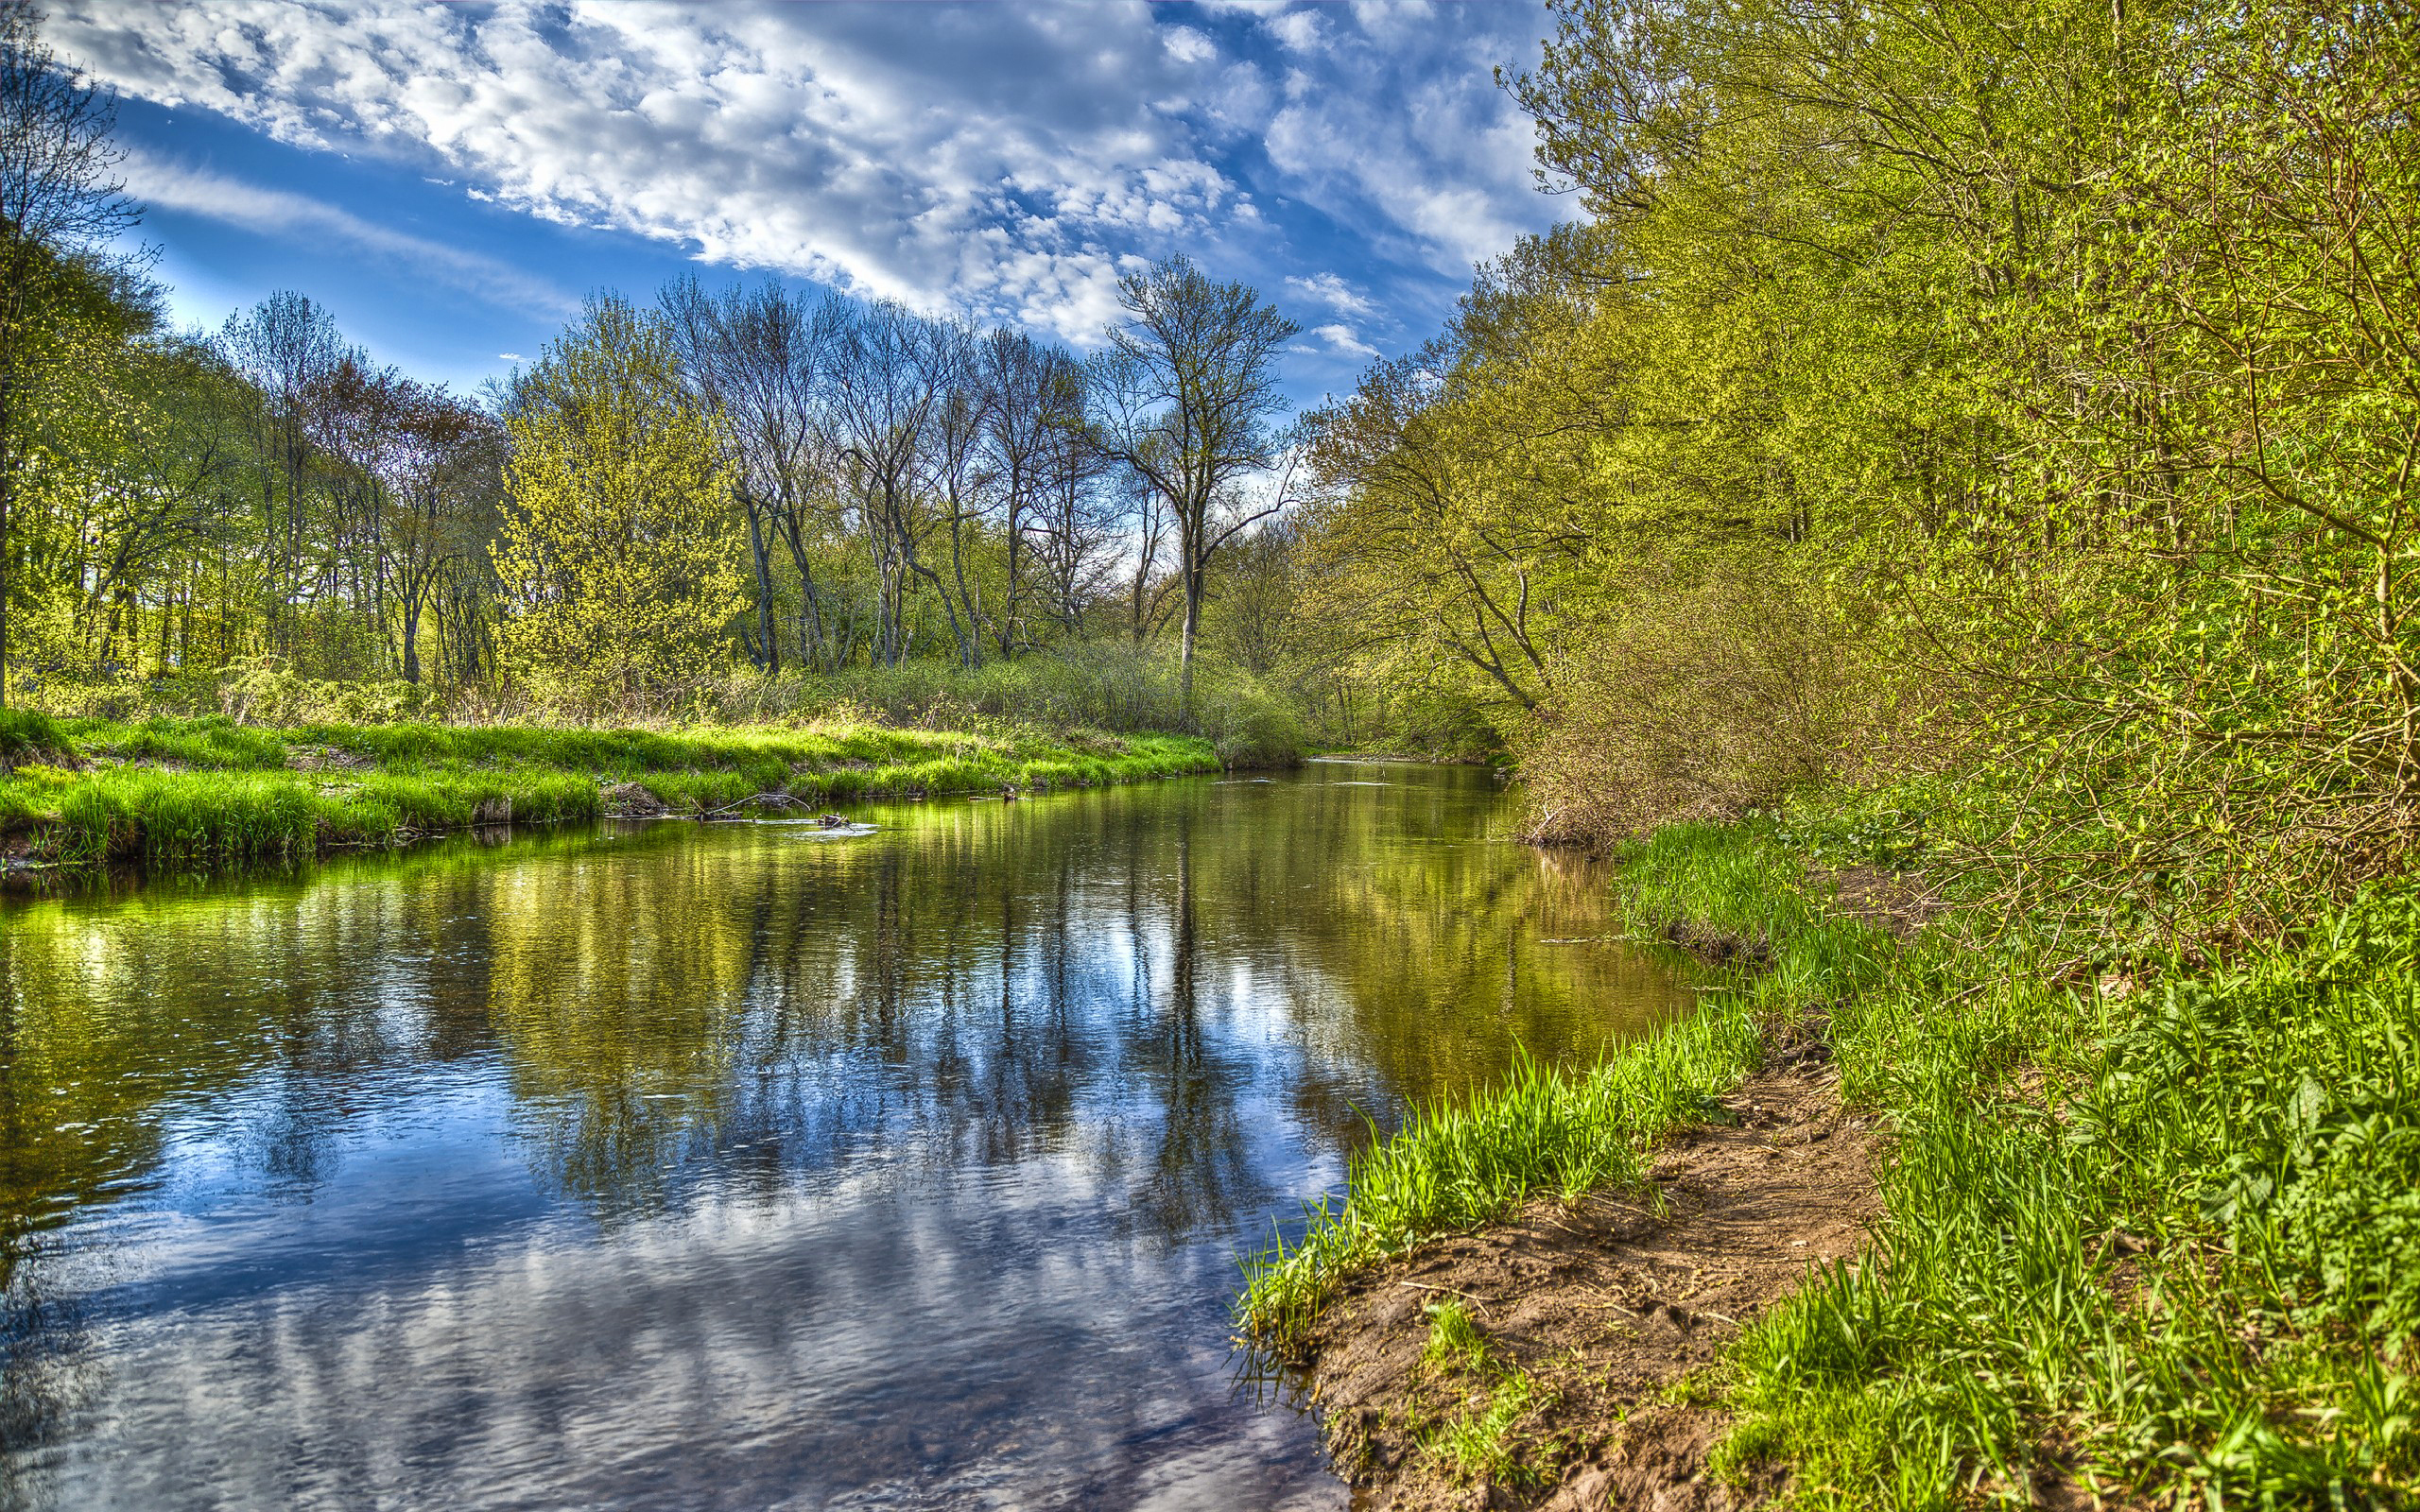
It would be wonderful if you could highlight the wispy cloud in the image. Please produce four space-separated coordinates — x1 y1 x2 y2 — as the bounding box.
122 149 578 319
1306 323 1379 359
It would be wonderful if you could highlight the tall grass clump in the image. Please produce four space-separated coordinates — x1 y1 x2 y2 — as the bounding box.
0 708 74 769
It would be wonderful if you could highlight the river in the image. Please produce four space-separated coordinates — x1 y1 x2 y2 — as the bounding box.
0 759 1695 1510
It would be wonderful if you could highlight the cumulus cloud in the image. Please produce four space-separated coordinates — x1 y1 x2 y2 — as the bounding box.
51 1 1559 350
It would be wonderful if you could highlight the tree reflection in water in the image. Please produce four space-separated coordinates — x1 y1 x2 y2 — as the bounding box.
0 764 1694 1510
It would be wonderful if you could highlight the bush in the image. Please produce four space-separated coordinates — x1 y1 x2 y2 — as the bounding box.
1197 677 1309 768
1514 558 1892 848
217 656 424 726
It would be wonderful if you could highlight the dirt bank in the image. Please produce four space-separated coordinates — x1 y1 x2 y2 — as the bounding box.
1292 1022 1877 1510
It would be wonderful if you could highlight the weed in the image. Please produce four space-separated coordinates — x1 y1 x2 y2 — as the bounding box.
1421 1298 1492 1374
1422 1369 1558 1487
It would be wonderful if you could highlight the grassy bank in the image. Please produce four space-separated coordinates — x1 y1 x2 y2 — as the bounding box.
0 709 1224 874
1240 814 2420 1505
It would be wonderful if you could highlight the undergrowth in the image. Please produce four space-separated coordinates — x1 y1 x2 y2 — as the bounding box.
1720 882 2420 1506
1242 800 2420 1504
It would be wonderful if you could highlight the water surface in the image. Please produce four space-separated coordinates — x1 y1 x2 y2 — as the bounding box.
0 761 1693 1510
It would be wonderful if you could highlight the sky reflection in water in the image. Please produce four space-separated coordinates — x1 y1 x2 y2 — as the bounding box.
0 762 1695 1510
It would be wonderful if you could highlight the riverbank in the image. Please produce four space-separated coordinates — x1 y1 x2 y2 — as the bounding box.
1240 817 2420 1507
0 709 1227 875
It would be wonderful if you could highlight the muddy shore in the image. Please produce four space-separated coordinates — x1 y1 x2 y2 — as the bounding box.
1288 1019 1877 1509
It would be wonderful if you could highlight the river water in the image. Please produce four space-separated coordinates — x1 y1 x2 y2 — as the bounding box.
0 760 1694 1510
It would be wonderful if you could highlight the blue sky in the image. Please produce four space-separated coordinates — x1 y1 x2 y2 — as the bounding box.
50 1 1571 407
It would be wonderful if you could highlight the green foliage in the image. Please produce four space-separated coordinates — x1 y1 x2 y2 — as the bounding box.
1284 0 2420 944
1420 1298 1492 1374
493 297 744 705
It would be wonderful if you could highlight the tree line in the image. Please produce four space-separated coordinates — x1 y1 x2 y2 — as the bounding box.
0 1 1309 715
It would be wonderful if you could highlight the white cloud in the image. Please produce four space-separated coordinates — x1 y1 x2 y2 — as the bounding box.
1264 10 1325 53
1308 322 1379 359
121 148 578 318
1285 272 1375 318
1162 25 1218 64
52 1 1561 350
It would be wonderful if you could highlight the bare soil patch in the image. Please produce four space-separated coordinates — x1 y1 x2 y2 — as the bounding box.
1816 865 1945 937
600 781 671 817
1292 1028 1877 1511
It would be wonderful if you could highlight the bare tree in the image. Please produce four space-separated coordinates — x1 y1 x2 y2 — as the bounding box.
827 301 949 667
662 275 846 673
920 316 986 668
0 0 137 704
975 329 1088 658
1029 390 1117 635
220 292 347 656
1088 255 1298 705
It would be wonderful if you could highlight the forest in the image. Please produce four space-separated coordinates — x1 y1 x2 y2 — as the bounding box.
5 0 2420 1503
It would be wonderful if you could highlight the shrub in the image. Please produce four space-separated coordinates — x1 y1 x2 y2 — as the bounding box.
1514 558 1891 849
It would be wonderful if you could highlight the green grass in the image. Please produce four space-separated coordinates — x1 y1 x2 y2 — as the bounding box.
0 708 70 764
1424 1368 1558 1486
1718 885 2420 1508
1422 1297 1494 1374
1242 799 2420 1503
1236 819 1887 1355
2 715 1228 874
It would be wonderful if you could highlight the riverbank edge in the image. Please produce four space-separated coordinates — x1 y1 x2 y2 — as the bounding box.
0 712 1240 878
1240 815 2420 1507
1236 818 1887 1507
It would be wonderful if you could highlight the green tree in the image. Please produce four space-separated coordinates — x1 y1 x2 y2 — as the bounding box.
492 297 742 707
0 0 136 705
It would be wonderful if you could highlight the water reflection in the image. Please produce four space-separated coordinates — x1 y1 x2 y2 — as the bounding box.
0 763 1692 1509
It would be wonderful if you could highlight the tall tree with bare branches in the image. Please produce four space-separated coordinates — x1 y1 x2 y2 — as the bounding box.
1089 255 1297 707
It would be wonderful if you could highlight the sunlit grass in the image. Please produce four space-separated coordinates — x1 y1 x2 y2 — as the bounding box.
1423 1368 1556 1486
1421 1297 1492 1375
1236 821 1886 1355
1717 883 2420 1505
4 715 1226 873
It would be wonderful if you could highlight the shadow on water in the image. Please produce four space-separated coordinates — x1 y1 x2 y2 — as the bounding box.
0 762 1698 1510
